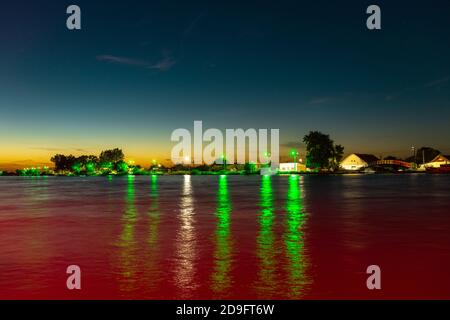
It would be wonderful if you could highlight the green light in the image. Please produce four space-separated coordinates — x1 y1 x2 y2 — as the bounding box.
212 175 232 295
86 162 95 172
148 174 160 255
117 174 138 292
256 175 277 295
117 161 129 173
284 175 309 298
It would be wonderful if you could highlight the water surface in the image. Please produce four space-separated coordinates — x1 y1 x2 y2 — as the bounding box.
1 174 449 299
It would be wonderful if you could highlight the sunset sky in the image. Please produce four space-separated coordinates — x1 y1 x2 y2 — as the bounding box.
1 0 450 170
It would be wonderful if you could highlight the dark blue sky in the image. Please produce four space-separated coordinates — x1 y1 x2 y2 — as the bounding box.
1 0 449 166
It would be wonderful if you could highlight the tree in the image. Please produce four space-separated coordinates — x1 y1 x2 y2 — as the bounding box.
303 131 333 169
115 160 128 174
244 162 257 174
331 144 345 170
99 148 124 164
51 154 68 171
405 147 441 164
302 131 344 170
50 154 77 171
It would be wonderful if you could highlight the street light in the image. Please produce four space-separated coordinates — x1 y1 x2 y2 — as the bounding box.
411 146 416 166
263 151 271 167
221 154 227 170
290 150 299 172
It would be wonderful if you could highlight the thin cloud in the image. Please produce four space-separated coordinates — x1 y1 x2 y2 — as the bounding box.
97 53 176 71
96 55 149 67
29 147 91 153
386 76 449 100
308 97 331 105
147 55 176 71
425 76 450 88
183 12 206 36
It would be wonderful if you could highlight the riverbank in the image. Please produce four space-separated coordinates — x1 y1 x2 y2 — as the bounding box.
0 170 430 177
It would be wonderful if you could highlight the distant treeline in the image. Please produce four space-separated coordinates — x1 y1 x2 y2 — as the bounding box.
50 148 126 174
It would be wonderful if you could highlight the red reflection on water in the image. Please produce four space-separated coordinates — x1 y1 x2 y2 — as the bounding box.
0 175 449 299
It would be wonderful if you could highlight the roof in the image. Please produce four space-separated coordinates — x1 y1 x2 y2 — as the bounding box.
354 153 379 164
429 154 450 163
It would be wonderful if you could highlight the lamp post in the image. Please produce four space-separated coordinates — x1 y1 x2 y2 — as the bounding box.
221 154 227 171
290 150 299 171
264 151 271 167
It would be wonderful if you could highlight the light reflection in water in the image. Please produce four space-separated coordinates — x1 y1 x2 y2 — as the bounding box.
174 175 198 295
145 174 162 292
19 176 51 290
116 175 138 293
285 175 310 298
148 175 160 247
255 175 278 297
211 175 232 296
24 176 49 204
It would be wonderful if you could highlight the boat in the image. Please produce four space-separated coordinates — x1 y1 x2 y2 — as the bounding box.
426 164 450 173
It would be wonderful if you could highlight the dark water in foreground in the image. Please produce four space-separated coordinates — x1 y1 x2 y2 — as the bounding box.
0 174 449 299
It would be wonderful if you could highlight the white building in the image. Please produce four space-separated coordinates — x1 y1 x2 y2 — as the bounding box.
278 163 306 172
422 154 450 168
340 153 379 171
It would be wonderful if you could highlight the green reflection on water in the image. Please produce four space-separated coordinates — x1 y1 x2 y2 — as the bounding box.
212 175 232 295
25 175 49 203
285 175 309 298
256 175 277 296
144 174 162 292
148 175 160 246
121 175 137 243
117 175 138 292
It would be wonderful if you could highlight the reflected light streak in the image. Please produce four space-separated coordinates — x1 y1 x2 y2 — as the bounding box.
174 175 198 295
144 174 163 293
284 175 311 298
116 175 138 294
255 175 278 297
211 175 232 296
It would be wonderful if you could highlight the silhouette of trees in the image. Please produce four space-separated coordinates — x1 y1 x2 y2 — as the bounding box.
405 147 441 164
100 148 124 164
303 131 344 170
51 148 125 174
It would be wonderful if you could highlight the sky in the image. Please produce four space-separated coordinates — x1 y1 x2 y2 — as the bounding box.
1 0 450 169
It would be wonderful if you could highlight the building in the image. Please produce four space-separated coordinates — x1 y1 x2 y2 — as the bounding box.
278 162 306 172
340 153 379 171
423 154 450 168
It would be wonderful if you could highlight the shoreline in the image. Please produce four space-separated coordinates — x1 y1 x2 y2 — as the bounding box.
0 171 435 177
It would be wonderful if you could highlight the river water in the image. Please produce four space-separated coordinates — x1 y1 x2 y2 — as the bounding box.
0 174 449 299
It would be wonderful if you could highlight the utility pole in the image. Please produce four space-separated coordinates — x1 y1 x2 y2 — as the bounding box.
411 146 416 169
290 150 299 171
